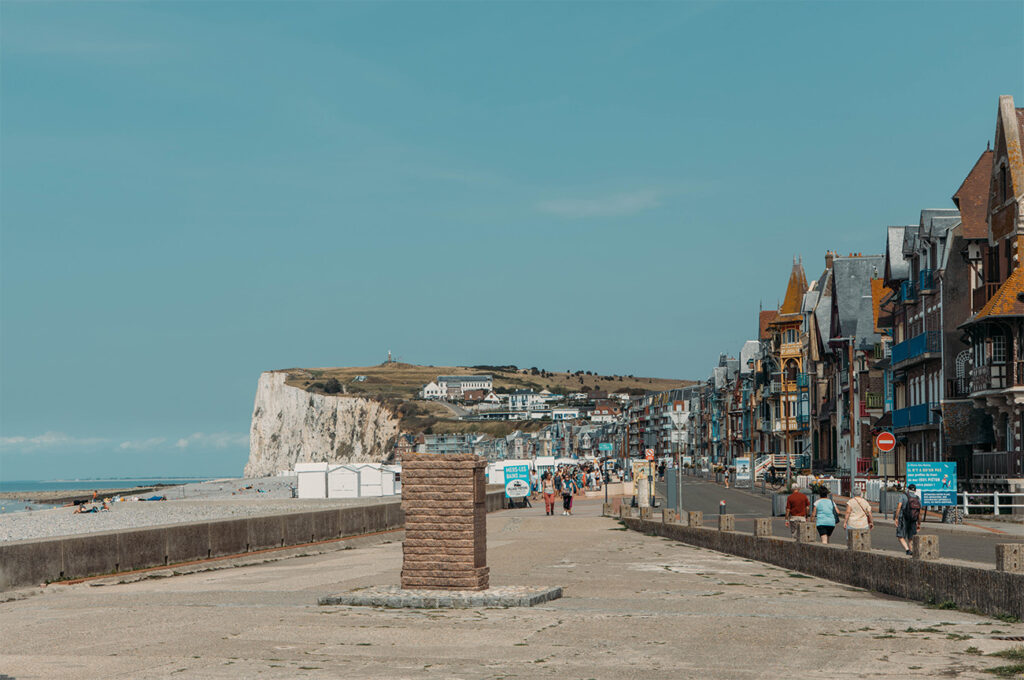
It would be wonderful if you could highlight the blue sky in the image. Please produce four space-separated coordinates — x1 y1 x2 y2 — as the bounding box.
1 1 1022 479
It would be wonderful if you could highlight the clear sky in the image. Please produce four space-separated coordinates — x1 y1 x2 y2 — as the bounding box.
1 1 1022 480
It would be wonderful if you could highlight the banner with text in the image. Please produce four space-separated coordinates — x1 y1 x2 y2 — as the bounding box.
906 461 957 506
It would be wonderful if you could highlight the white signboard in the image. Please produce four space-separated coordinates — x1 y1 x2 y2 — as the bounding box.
505 478 530 498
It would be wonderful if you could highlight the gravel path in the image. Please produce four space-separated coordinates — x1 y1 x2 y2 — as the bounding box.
0 476 395 543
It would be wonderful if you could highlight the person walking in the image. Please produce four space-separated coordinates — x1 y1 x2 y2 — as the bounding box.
541 472 556 516
895 483 925 555
843 488 874 534
811 488 839 544
561 472 577 516
785 484 810 540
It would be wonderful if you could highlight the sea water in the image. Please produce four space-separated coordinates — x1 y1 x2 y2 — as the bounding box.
0 478 213 514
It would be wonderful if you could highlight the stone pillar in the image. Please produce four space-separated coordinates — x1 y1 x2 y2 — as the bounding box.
995 544 1024 572
718 514 735 531
400 453 489 591
602 502 613 517
639 506 652 520
754 518 772 537
663 509 678 524
687 510 703 527
912 535 939 560
794 522 816 543
619 504 631 519
847 529 871 551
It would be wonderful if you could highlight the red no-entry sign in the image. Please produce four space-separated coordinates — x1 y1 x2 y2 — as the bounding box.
876 431 896 452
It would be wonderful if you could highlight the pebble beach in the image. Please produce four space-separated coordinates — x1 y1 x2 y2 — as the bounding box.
0 476 383 543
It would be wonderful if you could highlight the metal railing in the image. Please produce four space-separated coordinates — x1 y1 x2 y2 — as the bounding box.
901 280 917 302
919 268 935 292
865 392 884 408
962 491 1024 516
890 331 941 366
892 403 940 429
946 377 971 399
972 450 1024 478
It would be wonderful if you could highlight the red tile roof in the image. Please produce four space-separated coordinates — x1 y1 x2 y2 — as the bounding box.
759 310 778 340
952 149 994 240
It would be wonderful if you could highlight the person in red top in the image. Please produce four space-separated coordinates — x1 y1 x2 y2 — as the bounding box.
785 484 810 540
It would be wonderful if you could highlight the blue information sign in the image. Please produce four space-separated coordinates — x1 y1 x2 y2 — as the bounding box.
906 462 957 506
504 464 532 499
599 443 613 452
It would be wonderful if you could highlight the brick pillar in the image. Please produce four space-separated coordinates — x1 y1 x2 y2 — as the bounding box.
400 453 489 591
912 535 939 560
754 518 772 537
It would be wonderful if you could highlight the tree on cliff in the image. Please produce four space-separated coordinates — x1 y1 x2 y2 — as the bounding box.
323 378 342 394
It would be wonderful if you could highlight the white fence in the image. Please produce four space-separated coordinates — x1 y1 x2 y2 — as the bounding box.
962 492 1024 516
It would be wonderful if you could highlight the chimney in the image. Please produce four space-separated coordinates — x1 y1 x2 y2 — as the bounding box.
825 251 835 269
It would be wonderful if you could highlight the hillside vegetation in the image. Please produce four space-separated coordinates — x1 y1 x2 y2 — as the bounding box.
283 363 694 399
279 363 695 436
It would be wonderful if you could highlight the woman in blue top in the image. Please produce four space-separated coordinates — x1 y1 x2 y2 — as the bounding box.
811 488 839 543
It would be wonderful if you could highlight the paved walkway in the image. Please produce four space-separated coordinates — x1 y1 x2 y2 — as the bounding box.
2 498 1023 679
654 478 1024 565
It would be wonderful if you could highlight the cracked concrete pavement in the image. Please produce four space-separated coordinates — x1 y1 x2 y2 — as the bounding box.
2 497 1023 679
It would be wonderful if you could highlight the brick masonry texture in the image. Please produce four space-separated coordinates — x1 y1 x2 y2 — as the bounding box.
400 453 489 591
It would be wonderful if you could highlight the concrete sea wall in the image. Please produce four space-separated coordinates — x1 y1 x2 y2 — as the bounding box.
0 488 506 591
621 514 1024 620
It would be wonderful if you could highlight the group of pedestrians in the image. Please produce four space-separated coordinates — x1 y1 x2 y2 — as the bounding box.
534 464 601 516
784 483 924 551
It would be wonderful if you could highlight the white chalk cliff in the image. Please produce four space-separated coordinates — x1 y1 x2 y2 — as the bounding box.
244 372 401 477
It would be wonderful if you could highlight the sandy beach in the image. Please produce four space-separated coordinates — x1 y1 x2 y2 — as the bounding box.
0 476 380 543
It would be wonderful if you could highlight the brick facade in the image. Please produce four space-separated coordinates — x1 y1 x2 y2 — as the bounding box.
400 453 489 591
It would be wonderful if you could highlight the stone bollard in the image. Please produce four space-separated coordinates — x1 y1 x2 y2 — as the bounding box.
687 511 703 528
602 502 613 517
639 506 652 520
995 544 1024 572
913 535 939 560
794 521 816 543
619 504 631 519
847 529 871 551
663 509 678 524
754 518 772 537
718 514 735 531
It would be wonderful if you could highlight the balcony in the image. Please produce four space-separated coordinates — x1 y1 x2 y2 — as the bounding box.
972 451 1024 479
946 377 971 399
856 457 872 474
901 280 917 303
795 414 809 429
893 403 940 429
769 381 782 395
865 392 884 409
890 331 941 367
972 282 1000 312
919 268 935 293
970 360 1024 393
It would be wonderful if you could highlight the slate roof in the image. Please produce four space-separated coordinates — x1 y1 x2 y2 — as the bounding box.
739 340 760 374
885 226 910 283
831 255 884 342
814 268 834 351
952 149 994 240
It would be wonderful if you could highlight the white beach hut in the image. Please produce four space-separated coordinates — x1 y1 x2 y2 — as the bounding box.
384 465 401 494
295 462 329 499
327 464 361 499
353 463 385 497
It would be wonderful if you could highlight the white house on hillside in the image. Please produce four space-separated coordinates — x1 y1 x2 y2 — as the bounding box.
509 389 543 410
419 381 445 399
436 374 493 394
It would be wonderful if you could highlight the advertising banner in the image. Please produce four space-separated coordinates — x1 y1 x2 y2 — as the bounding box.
735 457 751 481
906 461 957 506
504 463 531 499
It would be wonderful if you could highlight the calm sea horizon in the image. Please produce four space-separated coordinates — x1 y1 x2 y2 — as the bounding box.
0 478 215 494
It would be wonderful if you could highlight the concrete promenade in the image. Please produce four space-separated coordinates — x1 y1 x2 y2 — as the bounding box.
2 498 1023 679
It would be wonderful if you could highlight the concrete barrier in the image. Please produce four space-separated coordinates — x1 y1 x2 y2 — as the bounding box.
621 516 1024 620
0 488 507 591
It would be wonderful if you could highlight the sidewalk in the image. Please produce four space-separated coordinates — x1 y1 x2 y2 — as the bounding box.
690 473 1024 537
3 497 1023 679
